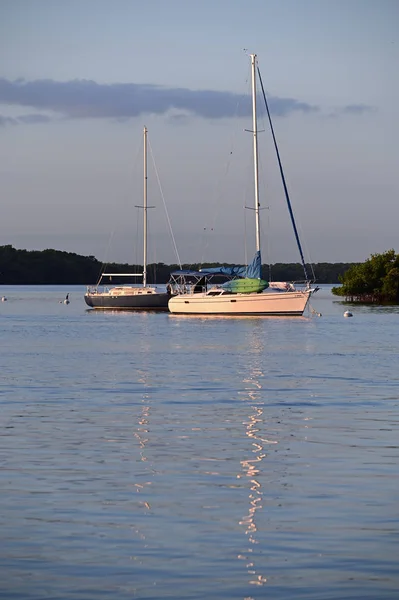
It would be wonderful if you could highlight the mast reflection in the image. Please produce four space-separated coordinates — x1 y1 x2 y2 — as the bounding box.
237 333 277 593
133 371 153 541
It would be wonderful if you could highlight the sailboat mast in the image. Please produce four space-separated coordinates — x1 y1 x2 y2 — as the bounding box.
250 54 261 254
143 126 148 287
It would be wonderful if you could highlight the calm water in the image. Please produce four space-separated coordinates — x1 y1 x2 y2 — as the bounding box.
1 286 398 600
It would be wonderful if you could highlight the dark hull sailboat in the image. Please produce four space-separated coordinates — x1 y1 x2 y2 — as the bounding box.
84 127 170 311
84 286 170 310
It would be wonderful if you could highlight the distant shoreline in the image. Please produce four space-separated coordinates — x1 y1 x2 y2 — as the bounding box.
0 245 357 285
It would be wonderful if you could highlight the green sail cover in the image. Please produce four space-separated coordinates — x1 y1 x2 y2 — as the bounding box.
222 278 269 293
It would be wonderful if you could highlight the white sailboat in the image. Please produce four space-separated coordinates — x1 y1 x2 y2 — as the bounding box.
168 54 317 316
84 127 170 310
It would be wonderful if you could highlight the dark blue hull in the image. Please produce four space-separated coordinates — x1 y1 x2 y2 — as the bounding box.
84 292 170 311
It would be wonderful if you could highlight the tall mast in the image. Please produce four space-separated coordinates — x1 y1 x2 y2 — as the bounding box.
250 54 261 254
143 126 148 287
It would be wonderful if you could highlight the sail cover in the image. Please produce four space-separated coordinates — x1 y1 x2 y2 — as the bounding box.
200 251 262 280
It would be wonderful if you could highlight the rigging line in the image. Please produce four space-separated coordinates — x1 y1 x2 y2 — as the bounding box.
200 83 247 267
199 227 211 270
96 135 143 284
146 215 163 282
96 233 114 285
294 208 316 281
257 151 273 280
257 66 309 282
135 204 140 272
243 157 258 268
243 200 248 268
251 128 273 277
265 205 273 281
96 223 121 285
146 217 156 281
148 139 182 269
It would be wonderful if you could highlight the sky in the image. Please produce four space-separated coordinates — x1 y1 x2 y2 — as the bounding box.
1 0 398 267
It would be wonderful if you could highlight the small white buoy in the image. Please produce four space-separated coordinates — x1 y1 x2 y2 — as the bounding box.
1 296 7 302
344 310 353 318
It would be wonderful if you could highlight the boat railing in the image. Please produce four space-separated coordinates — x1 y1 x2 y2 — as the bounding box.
169 283 207 296
86 285 110 294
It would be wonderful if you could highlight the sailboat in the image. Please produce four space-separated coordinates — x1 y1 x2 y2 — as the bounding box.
168 54 317 316
84 127 171 310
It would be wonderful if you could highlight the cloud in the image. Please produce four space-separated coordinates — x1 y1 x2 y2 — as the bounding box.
17 114 52 124
0 112 52 126
0 115 17 126
0 77 319 124
341 104 376 115
327 103 377 118
267 96 318 116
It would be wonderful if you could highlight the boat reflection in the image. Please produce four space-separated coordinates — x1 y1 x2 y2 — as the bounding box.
168 314 309 321
132 370 153 542
237 333 277 592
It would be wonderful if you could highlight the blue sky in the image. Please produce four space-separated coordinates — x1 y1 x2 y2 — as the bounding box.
1 0 397 266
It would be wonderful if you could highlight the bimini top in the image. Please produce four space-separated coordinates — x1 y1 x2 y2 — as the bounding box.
170 251 262 281
169 269 204 277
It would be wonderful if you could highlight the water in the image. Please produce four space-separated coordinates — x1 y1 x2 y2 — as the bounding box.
1 286 398 599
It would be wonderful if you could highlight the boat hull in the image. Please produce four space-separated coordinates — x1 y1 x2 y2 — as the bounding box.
84 292 170 310
168 290 312 316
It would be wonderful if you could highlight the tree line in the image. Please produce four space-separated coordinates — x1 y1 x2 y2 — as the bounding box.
332 249 399 303
0 245 356 285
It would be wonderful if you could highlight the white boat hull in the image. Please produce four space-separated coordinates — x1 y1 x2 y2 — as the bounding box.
168 290 312 316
